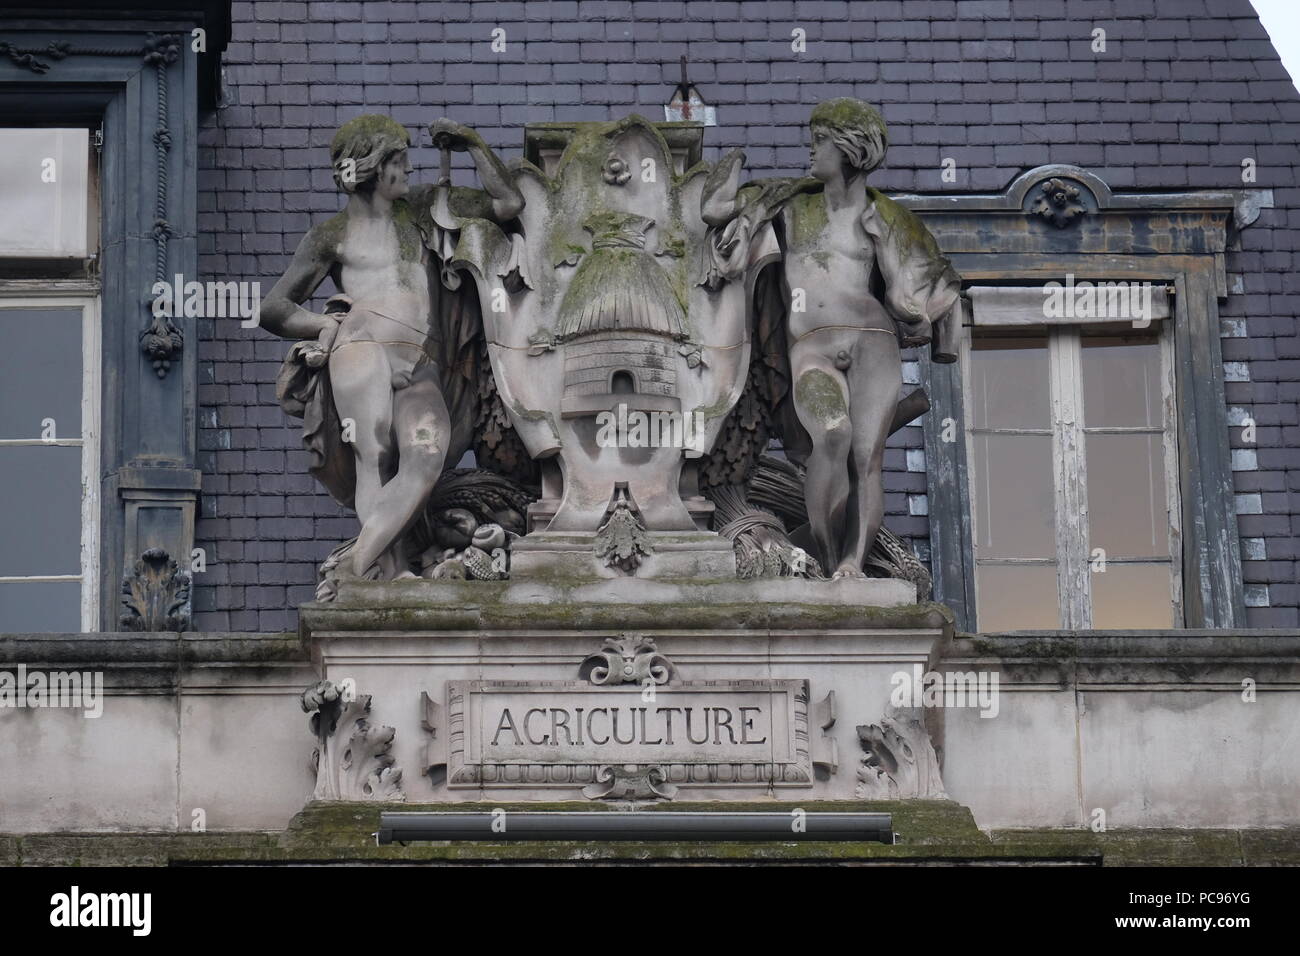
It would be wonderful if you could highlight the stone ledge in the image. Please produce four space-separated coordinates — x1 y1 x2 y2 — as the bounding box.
989 827 1300 867
10 802 1300 865
0 632 305 666
944 631 1300 686
0 632 313 691
301 582 949 640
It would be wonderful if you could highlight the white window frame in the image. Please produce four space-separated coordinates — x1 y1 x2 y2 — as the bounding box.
0 291 101 630
961 291 1182 630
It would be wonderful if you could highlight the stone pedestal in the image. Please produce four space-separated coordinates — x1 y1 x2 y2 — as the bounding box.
298 577 951 804
508 529 739 579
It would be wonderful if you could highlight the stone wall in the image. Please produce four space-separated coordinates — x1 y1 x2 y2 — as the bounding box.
3 629 1296 833
193 0 1300 629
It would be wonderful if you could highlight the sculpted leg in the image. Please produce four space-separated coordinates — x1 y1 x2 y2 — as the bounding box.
843 339 901 575
350 366 451 578
792 360 854 573
329 344 398 578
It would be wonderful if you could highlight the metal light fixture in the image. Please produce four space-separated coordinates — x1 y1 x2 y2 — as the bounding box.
377 810 894 844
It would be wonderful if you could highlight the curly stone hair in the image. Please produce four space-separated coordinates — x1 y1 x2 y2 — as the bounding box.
329 114 411 193
809 97 889 173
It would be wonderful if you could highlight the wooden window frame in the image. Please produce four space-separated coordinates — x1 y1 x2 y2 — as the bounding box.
907 165 1252 632
0 291 101 630
960 309 1182 629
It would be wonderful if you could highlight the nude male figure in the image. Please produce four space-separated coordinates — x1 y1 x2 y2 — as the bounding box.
260 115 522 580
777 99 959 578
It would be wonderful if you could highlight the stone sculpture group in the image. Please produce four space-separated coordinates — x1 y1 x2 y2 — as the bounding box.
259 99 961 596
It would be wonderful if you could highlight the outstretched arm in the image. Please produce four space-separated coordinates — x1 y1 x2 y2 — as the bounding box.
260 224 338 340
429 118 524 222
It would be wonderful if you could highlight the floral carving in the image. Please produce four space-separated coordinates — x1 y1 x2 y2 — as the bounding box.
141 316 184 378
142 33 181 66
1030 177 1087 228
602 150 631 186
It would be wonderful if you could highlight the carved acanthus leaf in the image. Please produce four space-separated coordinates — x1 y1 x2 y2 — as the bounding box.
855 708 947 800
120 548 191 631
302 680 405 802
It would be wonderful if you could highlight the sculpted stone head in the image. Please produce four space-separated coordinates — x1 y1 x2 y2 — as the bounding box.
330 114 412 198
808 98 889 181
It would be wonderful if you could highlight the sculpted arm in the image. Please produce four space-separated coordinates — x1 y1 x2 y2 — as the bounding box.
260 225 339 340
701 148 745 226
429 118 524 222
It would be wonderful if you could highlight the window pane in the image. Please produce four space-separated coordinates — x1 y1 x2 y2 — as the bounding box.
0 307 83 439
976 564 1060 630
0 580 81 631
969 335 1050 429
1081 334 1161 427
0 446 83 575
1091 563 1174 628
0 128 90 257
971 433 1056 559
1085 433 1168 558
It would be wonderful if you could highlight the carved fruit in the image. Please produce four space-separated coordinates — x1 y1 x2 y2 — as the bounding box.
433 508 478 550
472 522 507 551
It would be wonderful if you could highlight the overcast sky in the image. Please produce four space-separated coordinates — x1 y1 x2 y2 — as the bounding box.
1251 0 1300 92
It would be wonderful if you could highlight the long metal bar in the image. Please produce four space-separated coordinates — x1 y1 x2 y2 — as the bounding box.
377 811 893 844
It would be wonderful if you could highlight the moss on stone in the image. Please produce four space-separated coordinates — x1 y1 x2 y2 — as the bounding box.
788 192 829 250
809 98 888 143
795 368 848 426
305 212 348 260
330 114 411 158
12 804 1299 865
988 827 1278 867
390 199 424 281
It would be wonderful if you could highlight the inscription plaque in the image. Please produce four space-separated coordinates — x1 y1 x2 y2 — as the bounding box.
442 679 816 789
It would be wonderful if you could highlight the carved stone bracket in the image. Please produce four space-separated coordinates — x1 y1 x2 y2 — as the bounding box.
582 765 678 801
812 690 838 775
119 547 191 631
421 689 446 782
301 680 405 802
580 634 675 686
855 707 947 799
